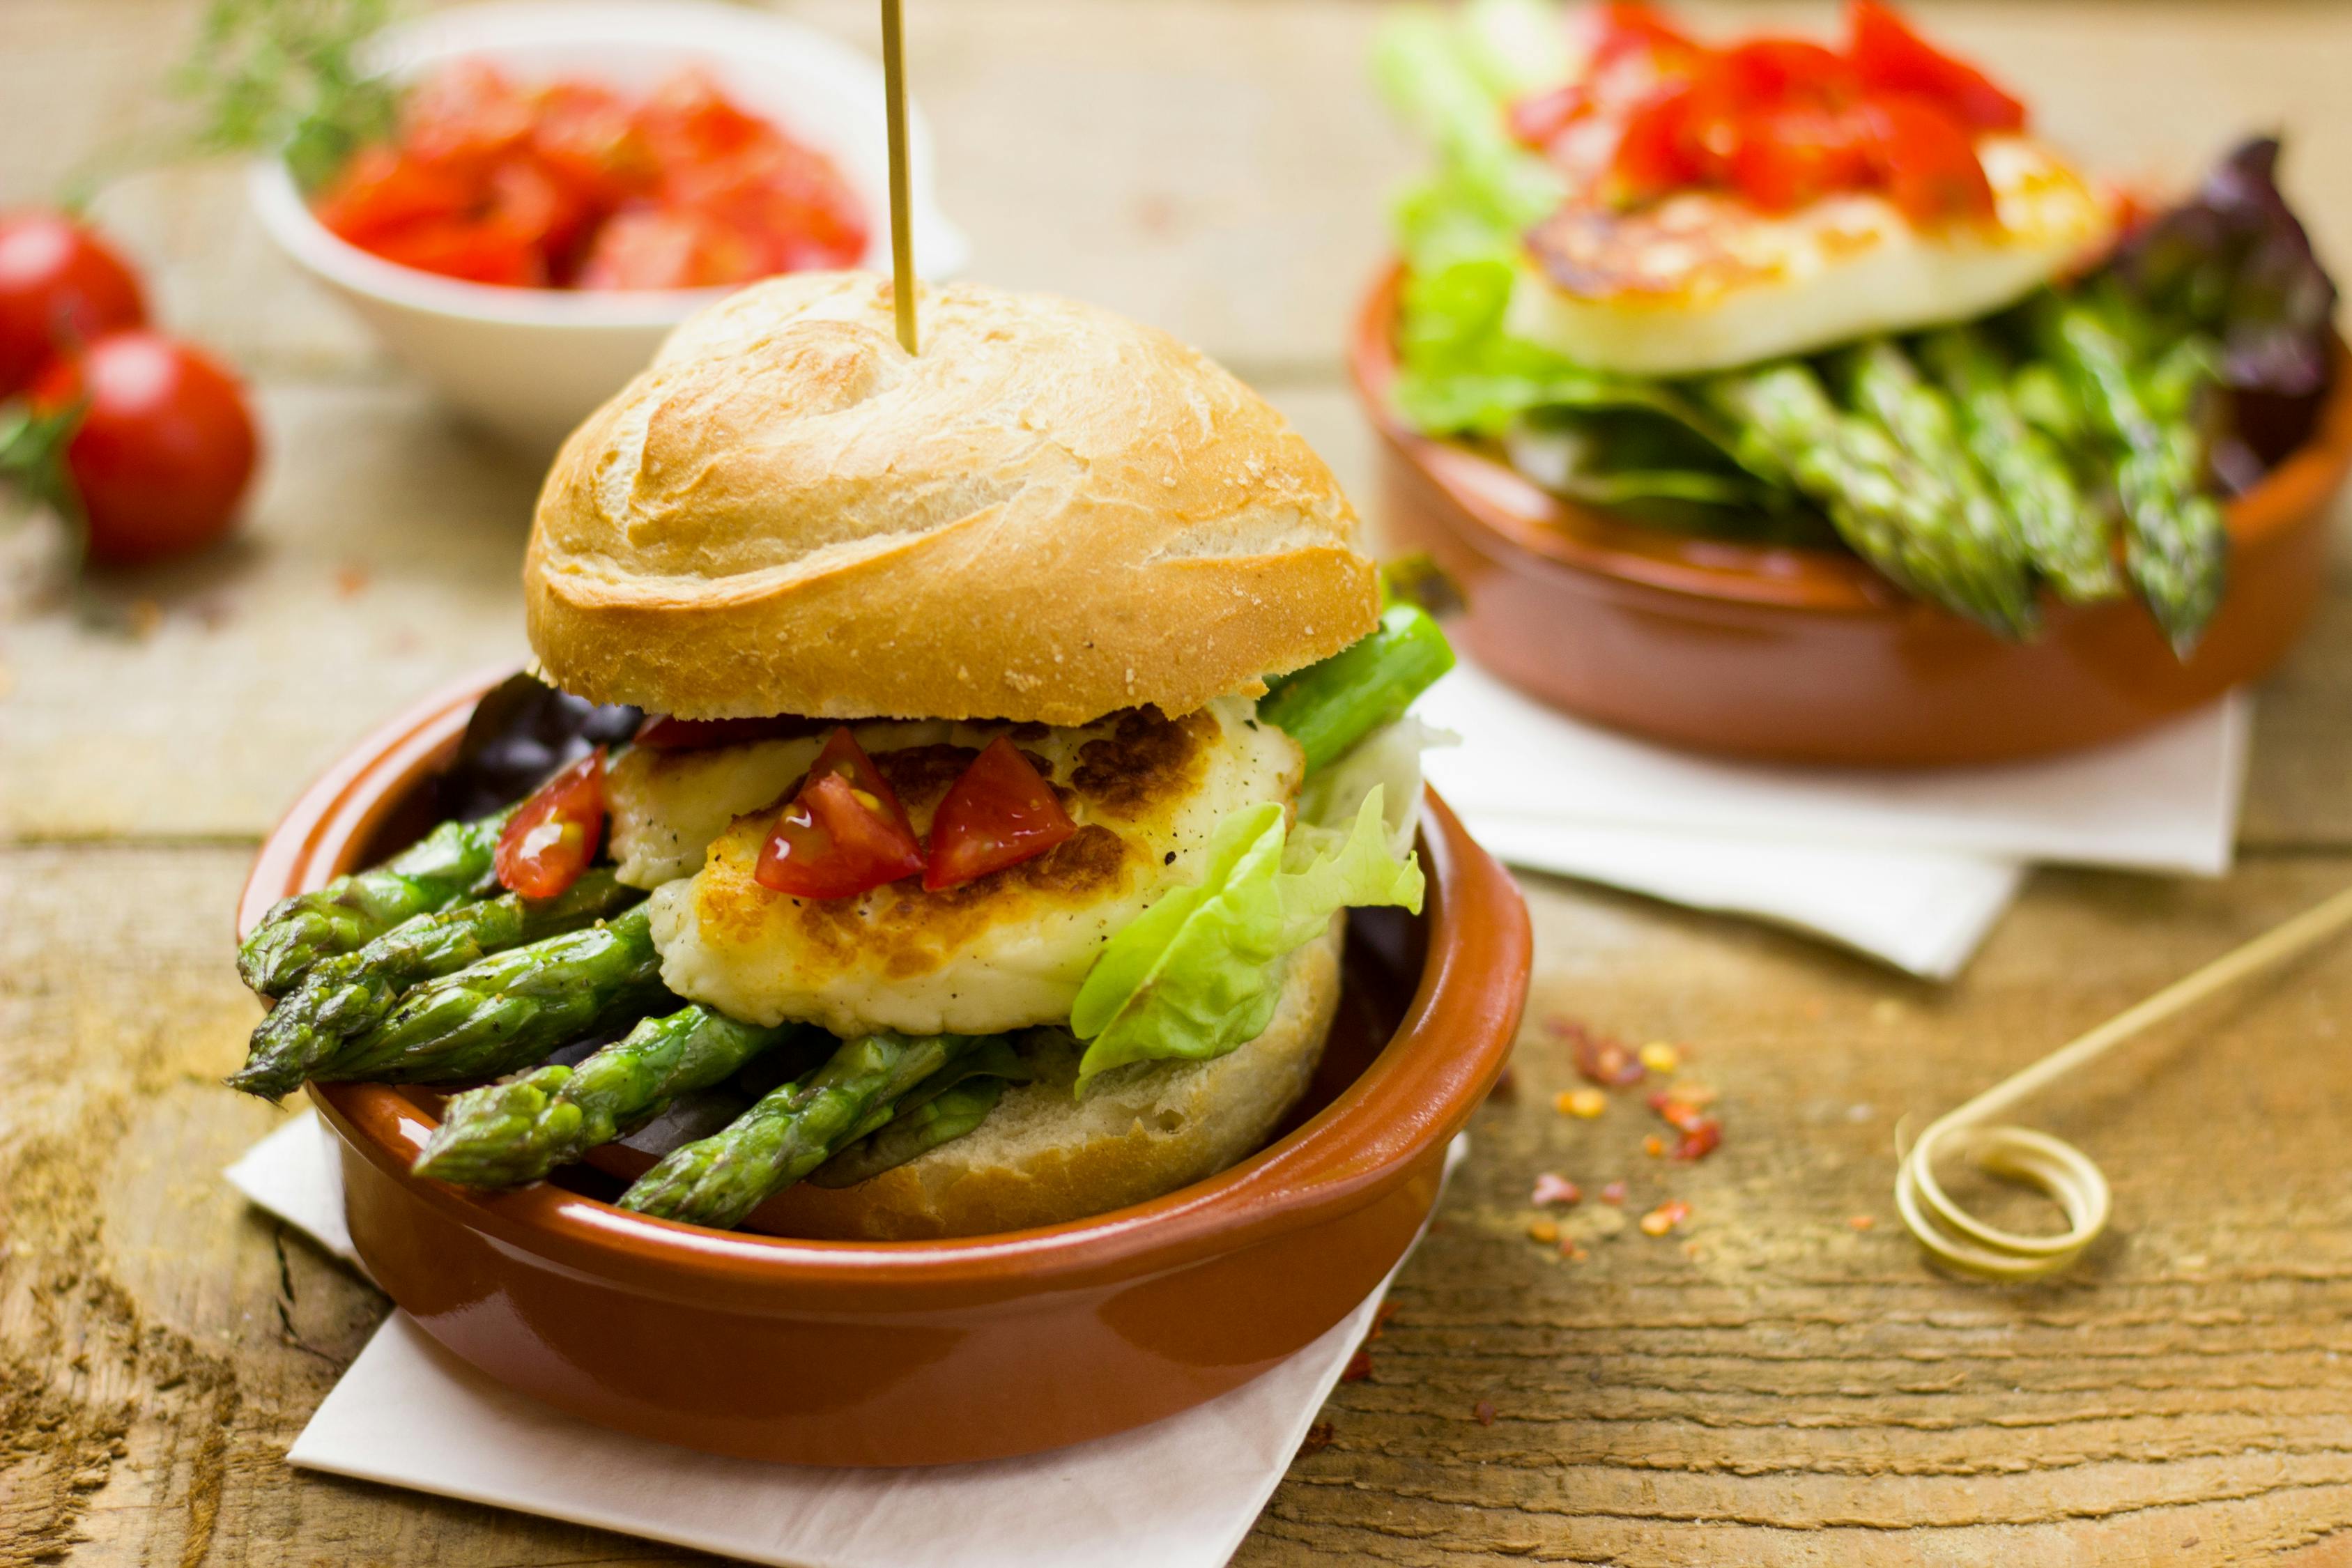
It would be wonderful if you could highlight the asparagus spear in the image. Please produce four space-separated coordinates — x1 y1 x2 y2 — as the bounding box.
231 870 644 1101
2033 293 2229 653
1259 602 1455 774
1916 326 2123 605
619 1031 981 1229
808 1078 1006 1190
410 1004 807 1187
1707 362 2040 636
308 904 668 1088
238 806 516 997
1840 339 2039 634
808 1036 1036 1188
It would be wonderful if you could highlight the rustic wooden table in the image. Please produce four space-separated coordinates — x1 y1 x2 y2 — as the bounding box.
8 1 2352 1563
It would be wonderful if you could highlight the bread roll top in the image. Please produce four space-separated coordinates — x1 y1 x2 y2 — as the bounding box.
526 272 1380 725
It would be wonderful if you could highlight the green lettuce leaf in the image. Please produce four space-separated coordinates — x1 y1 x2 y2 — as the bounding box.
1069 786 1424 1093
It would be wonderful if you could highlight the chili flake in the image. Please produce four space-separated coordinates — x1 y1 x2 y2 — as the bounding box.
1532 1172 1583 1206
1599 1181 1628 1206
1637 1040 1682 1073
1474 1399 1498 1427
1640 1199 1692 1237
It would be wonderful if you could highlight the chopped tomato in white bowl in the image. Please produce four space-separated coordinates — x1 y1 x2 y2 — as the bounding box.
248 1 968 452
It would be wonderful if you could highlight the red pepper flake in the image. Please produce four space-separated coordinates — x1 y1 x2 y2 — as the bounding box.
1531 1172 1582 1207
1647 1091 1724 1162
1848 1214 1877 1231
1672 1121 1723 1161
1368 1301 1399 1340
1296 1420 1335 1459
1642 1135 1666 1158
1340 1348 1373 1383
1561 1242 1590 1262
1599 1181 1627 1206
1473 1399 1497 1427
1639 1199 1692 1237
1556 1019 1646 1087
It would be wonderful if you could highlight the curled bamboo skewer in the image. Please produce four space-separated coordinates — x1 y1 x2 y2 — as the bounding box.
1896 882 2352 1281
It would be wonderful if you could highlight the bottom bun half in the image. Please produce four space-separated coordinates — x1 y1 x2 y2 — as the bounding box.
748 920 1346 1240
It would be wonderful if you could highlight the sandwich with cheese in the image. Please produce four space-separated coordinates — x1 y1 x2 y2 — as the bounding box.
1377 0 2338 651
232 273 1454 1240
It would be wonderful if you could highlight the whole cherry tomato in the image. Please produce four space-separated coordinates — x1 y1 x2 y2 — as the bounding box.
0 212 145 397
924 737 1077 891
755 728 926 900
29 331 260 567
495 748 608 899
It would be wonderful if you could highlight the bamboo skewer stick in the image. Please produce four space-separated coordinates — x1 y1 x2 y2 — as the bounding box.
1896 882 2352 1280
879 0 917 354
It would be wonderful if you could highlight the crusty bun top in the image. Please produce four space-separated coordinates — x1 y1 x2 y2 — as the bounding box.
525 272 1380 725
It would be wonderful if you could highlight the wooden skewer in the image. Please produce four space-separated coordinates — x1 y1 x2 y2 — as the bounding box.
1897 882 2352 1280
879 0 917 354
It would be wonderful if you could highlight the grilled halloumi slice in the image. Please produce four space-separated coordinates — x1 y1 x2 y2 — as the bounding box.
1507 136 2113 375
613 698 1302 1038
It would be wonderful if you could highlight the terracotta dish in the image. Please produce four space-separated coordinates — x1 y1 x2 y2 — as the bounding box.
238 671 1532 1466
1353 266 2352 767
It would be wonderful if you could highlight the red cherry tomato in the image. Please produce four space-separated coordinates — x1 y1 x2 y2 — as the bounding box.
1860 93 1995 222
1609 82 1709 203
495 748 608 900
1717 39 1858 107
29 331 260 567
1729 105 1874 211
924 738 1078 892
755 728 925 900
0 213 145 397
576 206 763 291
312 148 475 247
1849 0 2025 132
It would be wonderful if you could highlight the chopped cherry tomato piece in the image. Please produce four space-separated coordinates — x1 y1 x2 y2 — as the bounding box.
1849 0 2025 132
1860 93 1994 222
1717 39 1858 107
495 748 608 900
1609 82 1709 203
633 713 827 751
924 738 1078 892
755 729 925 900
1729 105 1873 211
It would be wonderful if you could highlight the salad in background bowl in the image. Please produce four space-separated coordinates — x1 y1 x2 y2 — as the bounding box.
1357 0 2348 764
244 1 968 450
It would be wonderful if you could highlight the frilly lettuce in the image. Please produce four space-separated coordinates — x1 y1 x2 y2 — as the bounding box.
1068 740 1430 1093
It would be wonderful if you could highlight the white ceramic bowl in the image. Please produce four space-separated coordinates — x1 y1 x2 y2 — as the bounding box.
249 1 969 452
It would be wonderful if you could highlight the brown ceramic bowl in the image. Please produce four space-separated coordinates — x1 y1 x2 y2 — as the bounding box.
237 670 1531 1467
1352 264 2352 767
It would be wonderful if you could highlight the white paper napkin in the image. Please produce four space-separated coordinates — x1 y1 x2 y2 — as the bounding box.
1418 661 2249 978
233 1111 1454 1568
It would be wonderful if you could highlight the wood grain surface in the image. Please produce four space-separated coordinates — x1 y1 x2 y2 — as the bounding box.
4 2 2351 1565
